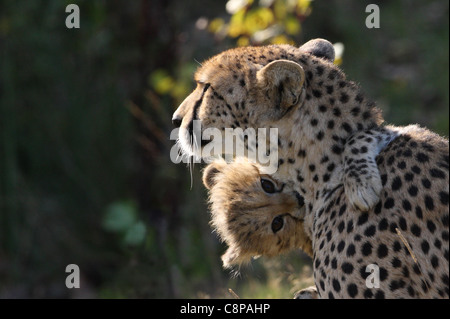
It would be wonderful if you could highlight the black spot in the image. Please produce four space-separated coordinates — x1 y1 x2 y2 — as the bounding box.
364 225 376 237
346 244 356 257
393 241 402 252
332 145 343 155
380 174 387 186
384 198 395 209
379 267 388 281
331 258 338 269
421 240 430 255
378 218 388 231
374 201 382 215
364 289 373 299
316 66 324 76
427 220 436 233
404 172 414 181
327 120 335 129
374 291 385 299
399 217 407 231
408 185 418 197
397 161 406 170
439 192 449 205
411 224 422 237
387 156 395 166
337 241 345 253
403 149 412 157
239 79 246 87
347 220 354 233
312 89 322 98
415 206 423 219
402 200 412 211
377 244 388 258
391 176 402 191
319 104 327 112
430 168 446 179
421 178 431 189
442 230 449 241
317 131 324 140
326 86 334 94
431 255 439 268
357 213 369 225
310 118 318 126
416 152 429 163
342 122 352 133
347 284 358 298
392 257 402 268
411 165 421 174
332 108 341 117
342 262 354 274
442 214 449 227
362 242 372 256
425 195 434 211
332 279 341 293
338 221 345 233
362 111 371 120
340 93 349 103
351 107 360 117
297 149 306 157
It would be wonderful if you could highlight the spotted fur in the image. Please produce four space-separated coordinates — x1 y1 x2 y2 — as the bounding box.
174 39 449 298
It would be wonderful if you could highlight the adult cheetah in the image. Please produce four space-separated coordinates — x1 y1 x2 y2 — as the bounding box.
172 39 449 298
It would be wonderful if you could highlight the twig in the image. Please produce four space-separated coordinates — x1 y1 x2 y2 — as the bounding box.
228 288 240 299
395 228 431 294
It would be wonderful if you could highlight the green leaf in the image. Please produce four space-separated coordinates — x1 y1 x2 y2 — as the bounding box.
102 201 137 232
123 221 147 246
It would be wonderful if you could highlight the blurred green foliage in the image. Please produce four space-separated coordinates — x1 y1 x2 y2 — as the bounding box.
0 0 448 299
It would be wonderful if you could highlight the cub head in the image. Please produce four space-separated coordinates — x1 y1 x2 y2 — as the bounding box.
173 39 336 158
202 158 312 269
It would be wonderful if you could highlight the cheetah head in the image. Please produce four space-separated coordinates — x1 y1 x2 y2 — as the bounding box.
202 158 312 269
173 39 336 158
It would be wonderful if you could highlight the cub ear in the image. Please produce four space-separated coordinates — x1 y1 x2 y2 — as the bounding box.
257 60 305 109
202 161 227 190
299 38 335 62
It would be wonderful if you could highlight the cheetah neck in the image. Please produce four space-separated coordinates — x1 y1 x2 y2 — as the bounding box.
271 79 383 212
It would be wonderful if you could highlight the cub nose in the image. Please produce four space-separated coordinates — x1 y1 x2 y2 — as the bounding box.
172 116 182 128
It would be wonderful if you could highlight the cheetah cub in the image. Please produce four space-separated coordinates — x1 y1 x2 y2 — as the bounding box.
202 157 312 268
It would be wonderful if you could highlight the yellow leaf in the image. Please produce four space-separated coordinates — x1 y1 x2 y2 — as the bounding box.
270 34 294 45
296 0 312 15
208 18 225 34
285 17 301 35
228 9 246 37
244 8 274 35
237 36 250 46
274 0 287 20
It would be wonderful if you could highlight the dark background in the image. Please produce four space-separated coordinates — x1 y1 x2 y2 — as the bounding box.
0 0 448 298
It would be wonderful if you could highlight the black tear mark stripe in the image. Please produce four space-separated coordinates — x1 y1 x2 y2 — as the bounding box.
192 83 211 122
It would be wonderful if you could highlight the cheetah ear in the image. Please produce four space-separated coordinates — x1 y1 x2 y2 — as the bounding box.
257 60 305 109
202 161 227 190
300 38 335 62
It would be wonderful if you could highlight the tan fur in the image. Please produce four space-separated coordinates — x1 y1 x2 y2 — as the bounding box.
203 158 312 269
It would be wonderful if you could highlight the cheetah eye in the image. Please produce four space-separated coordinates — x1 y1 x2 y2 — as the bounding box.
271 215 284 233
261 178 276 194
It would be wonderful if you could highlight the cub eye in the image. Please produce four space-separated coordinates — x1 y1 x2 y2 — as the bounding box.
271 215 284 233
261 178 276 194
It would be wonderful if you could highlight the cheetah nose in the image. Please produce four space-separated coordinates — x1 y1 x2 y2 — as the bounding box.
172 116 182 128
